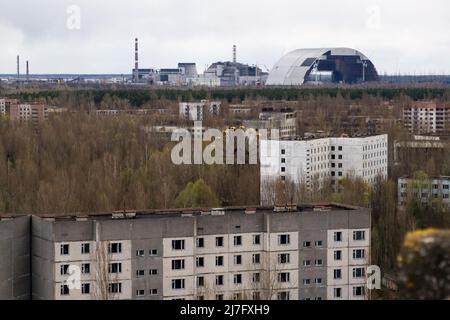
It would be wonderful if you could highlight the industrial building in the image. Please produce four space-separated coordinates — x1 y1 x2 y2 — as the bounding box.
1 203 371 300
266 48 379 86
398 176 450 208
260 134 388 204
402 101 450 135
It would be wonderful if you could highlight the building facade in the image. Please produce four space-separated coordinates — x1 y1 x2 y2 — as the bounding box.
0 98 5 116
403 101 450 135
0 215 31 300
179 100 221 121
1 204 371 300
9 104 49 123
243 109 298 139
260 134 388 203
398 176 450 208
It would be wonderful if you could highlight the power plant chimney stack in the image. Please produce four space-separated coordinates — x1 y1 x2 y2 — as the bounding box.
17 55 20 80
134 38 139 83
26 60 29 82
233 45 237 63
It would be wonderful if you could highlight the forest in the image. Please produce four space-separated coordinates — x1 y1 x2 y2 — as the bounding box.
1 87 450 284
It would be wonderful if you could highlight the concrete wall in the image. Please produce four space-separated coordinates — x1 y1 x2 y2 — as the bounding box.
0 216 31 300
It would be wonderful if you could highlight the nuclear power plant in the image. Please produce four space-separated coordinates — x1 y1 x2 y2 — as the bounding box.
5 39 450 86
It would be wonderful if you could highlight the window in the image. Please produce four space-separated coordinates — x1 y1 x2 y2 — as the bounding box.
60 285 69 296
108 243 122 254
216 275 224 286
331 146 335 151
253 234 261 245
334 250 342 261
108 263 122 274
81 243 90 254
353 267 365 278
82 263 90 274
353 230 365 241
135 289 144 297
277 291 290 300
172 279 185 290
252 254 261 264
60 264 70 275
315 278 322 284
353 249 365 259
60 244 69 255
334 269 342 279
278 253 290 264
303 260 311 266
150 269 158 275
353 286 365 297
196 237 204 248
149 289 158 295
108 283 122 293
281 167 286 172
172 240 185 250
334 232 342 242
197 295 204 300
216 294 224 300
234 274 242 284
234 255 242 265
81 283 90 294
303 279 311 285
136 270 145 277
338 146 342 151
172 259 185 270
315 259 323 266
278 272 290 283
334 287 342 298
197 276 205 288
281 158 286 163
315 240 323 247
149 249 158 256
216 256 224 266
252 273 260 283
136 249 145 257
338 155 343 160
216 237 224 247
233 293 242 300
303 241 311 247
281 149 285 155
252 292 261 300
196 257 204 268
233 235 242 246
278 234 290 245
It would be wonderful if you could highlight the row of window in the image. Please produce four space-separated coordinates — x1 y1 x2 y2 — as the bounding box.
60 242 121 256
333 267 366 279
334 286 365 298
171 271 295 290
60 282 124 296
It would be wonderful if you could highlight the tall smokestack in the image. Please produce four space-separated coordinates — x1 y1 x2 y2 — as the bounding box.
233 45 236 63
26 60 29 82
17 55 20 80
134 38 139 83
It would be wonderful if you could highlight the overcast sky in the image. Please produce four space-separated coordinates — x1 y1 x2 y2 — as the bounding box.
0 0 449 74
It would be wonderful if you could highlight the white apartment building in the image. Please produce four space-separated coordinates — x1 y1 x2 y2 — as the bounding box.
179 100 221 121
403 101 450 134
260 134 388 202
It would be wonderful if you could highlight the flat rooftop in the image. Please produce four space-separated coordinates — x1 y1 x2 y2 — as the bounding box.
0 203 361 221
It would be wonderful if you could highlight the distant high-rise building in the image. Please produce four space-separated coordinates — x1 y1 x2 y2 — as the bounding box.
402 101 450 135
179 100 221 121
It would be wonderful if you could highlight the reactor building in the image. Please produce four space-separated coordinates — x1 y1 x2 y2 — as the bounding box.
266 47 379 86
